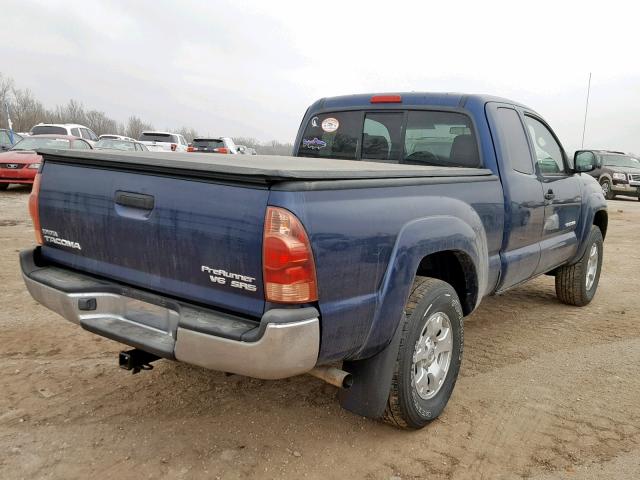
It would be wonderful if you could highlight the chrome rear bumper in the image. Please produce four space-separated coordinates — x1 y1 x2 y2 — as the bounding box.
20 248 320 379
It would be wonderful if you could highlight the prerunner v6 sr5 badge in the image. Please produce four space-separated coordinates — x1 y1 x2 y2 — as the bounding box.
201 265 257 292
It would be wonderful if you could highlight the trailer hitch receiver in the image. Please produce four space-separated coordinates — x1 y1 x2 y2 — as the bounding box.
119 349 160 374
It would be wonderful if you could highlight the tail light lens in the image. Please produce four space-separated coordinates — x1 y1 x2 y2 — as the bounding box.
187 146 194 152
213 147 229 154
263 207 317 303
171 143 177 151
28 173 43 245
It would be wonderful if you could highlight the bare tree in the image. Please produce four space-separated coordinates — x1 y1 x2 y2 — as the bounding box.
85 110 118 136
177 126 199 143
126 115 153 140
11 88 47 132
0 73 14 130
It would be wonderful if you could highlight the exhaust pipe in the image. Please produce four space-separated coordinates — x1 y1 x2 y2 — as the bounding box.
308 366 353 389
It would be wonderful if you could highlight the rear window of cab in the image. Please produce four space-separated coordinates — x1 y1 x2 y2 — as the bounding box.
297 110 480 168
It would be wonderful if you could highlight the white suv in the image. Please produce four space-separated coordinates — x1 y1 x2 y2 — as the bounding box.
138 131 188 152
31 123 99 145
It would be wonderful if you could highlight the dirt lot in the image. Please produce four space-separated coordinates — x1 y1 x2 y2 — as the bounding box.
1 185 639 480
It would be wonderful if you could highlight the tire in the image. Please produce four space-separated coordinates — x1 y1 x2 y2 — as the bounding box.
600 178 614 200
0 184 8 191
383 277 464 429
555 226 603 307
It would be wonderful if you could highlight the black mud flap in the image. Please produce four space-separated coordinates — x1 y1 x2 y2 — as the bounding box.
338 320 402 419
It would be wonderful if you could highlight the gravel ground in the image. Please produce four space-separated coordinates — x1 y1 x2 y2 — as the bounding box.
1 184 639 479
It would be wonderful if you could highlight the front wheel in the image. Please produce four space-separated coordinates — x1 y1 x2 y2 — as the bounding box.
555 226 603 306
383 277 463 429
600 179 614 200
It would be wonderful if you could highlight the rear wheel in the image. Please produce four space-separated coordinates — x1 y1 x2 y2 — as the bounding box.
600 179 614 200
555 226 603 306
0 184 8 191
383 277 463 429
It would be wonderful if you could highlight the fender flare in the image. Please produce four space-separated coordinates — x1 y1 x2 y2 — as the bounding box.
351 213 489 361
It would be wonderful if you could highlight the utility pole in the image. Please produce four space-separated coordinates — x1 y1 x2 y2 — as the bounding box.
581 72 592 148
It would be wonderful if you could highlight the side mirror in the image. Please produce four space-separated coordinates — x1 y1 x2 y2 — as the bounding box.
574 150 597 173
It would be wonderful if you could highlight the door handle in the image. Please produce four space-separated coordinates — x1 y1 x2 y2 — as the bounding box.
544 189 555 200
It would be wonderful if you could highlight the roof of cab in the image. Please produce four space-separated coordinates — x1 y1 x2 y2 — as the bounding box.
309 92 532 111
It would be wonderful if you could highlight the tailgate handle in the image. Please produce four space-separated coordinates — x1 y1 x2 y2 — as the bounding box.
115 191 155 210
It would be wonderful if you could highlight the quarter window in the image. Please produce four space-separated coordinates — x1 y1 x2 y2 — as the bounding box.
523 116 565 175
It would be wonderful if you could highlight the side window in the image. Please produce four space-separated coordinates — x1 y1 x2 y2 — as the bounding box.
73 140 90 149
523 116 565 175
80 128 91 140
495 108 534 174
71 128 81 137
362 112 403 162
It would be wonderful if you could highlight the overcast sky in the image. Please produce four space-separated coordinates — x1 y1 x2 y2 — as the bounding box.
2 0 639 152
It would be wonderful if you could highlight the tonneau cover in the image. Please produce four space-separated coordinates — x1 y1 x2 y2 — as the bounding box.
38 149 493 183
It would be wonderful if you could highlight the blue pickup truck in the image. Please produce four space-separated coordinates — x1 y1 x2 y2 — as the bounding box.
21 93 607 429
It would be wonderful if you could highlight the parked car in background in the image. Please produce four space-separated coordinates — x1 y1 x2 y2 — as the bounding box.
0 134 92 190
138 131 188 152
237 145 257 155
99 134 136 141
579 150 640 200
95 138 149 152
31 123 99 145
188 137 238 154
0 129 23 151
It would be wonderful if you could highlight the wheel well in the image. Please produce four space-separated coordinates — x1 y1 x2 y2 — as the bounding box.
415 251 477 315
593 210 608 240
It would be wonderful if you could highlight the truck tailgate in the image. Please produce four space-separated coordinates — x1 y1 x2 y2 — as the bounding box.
37 160 267 318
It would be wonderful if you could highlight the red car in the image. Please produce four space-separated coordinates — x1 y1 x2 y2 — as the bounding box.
0 135 93 190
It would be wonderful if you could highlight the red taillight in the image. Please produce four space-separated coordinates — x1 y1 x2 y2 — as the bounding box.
214 147 229 154
263 207 317 303
370 94 402 104
171 143 177 151
28 173 43 245
187 146 194 152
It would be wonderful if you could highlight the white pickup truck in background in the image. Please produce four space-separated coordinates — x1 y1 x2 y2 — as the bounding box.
138 131 188 152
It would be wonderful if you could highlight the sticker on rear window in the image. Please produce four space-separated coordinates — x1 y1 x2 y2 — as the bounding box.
302 137 327 150
321 117 339 133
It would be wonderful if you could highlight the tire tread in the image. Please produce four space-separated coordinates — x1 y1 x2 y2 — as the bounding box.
383 277 449 429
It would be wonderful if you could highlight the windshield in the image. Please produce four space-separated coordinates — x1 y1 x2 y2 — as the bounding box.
602 154 640 168
139 133 177 143
96 139 136 151
11 137 71 150
298 110 479 167
31 125 67 135
193 139 225 148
